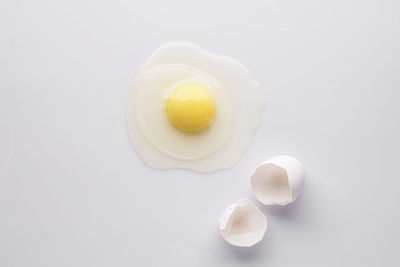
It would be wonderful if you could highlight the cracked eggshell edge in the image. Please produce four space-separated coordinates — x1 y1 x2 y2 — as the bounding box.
251 155 305 206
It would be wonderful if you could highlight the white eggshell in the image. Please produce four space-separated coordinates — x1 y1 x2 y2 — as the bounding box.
250 155 305 206
219 199 267 247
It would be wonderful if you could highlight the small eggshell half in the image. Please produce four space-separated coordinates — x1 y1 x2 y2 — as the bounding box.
250 155 305 206
219 199 267 247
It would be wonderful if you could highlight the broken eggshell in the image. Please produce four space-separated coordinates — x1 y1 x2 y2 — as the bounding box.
250 155 305 206
219 199 267 247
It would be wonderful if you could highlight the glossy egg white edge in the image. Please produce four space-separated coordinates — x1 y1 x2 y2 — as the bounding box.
219 199 267 247
250 155 305 206
126 41 266 172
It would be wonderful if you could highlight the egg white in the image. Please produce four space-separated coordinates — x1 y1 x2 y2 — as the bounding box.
135 64 233 160
126 42 265 172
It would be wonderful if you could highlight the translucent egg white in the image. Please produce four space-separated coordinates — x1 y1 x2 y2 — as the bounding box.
126 42 265 172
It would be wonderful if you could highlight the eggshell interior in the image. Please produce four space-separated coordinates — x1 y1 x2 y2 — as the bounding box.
250 155 305 205
219 199 267 247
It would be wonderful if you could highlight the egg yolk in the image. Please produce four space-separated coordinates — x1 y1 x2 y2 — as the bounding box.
167 84 216 132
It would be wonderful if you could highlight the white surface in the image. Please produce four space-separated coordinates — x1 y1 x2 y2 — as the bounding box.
0 0 399 266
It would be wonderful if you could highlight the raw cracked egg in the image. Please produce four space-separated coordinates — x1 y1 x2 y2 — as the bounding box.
251 155 305 205
219 199 267 247
126 42 265 172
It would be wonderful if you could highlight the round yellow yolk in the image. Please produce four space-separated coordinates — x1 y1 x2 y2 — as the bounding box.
167 84 216 132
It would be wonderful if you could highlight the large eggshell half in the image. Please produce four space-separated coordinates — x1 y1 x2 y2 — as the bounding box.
219 199 267 247
250 155 305 206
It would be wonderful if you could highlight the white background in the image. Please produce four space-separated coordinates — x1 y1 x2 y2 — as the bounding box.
1 0 399 266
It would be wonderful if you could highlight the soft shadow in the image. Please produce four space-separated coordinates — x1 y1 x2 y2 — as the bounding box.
211 227 271 263
262 194 304 219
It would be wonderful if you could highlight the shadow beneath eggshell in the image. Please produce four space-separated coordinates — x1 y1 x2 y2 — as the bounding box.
264 194 303 218
213 225 271 263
